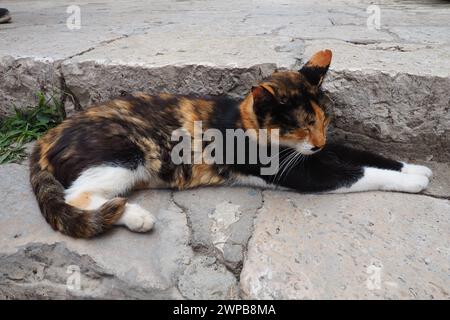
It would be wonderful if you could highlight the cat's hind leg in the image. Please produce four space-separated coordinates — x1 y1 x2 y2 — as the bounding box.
65 165 156 233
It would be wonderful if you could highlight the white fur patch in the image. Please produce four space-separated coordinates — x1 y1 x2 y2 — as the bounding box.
232 175 290 191
64 165 156 233
401 163 433 178
65 165 150 200
233 175 272 188
115 203 156 232
332 167 429 194
295 142 317 155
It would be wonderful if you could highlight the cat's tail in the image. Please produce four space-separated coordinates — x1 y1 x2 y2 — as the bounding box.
29 143 126 238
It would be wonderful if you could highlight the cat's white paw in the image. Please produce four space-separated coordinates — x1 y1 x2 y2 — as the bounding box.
116 204 156 232
401 163 432 178
396 174 429 193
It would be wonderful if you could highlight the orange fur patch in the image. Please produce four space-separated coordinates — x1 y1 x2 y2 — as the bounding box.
67 192 92 209
259 84 276 96
188 164 225 188
280 129 308 144
309 101 327 148
172 164 225 189
132 92 152 101
134 180 150 190
37 125 66 173
179 98 214 135
239 94 259 130
306 49 332 68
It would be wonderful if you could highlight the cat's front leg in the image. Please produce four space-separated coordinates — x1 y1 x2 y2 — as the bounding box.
400 162 433 178
332 167 430 194
317 144 432 193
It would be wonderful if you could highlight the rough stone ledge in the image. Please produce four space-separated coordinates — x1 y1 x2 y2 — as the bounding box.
1 0 450 161
1 55 449 161
0 242 180 299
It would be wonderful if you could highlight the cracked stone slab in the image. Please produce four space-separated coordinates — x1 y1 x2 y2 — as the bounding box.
0 160 449 299
177 255 239 300
173 187 263 272
240 191 450 299
0 242 178 299
0 163 237 299
3 0 449 64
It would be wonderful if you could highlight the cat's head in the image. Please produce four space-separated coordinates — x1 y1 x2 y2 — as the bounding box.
244 50 332 155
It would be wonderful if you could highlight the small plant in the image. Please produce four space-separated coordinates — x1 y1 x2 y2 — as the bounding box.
0 92 65 164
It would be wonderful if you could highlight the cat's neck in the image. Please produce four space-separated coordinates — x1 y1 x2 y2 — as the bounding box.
204 95 244 131
194 94 258 132
238 94 259 131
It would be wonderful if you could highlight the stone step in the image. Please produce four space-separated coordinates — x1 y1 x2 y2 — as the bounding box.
0 161 448 299
1 0 449 161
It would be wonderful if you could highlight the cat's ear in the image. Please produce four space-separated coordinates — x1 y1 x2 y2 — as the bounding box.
299 49 332 87
251 84 275 105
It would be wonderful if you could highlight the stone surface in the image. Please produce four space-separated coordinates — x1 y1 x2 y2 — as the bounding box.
1 0 450 160
60 62 278 110
240 191 450 299
0 57 61 118
0 242 178 299
0 163 237 299
422 161 450 199
324 70 450 161
0 160 449 299
173 188 263 272
177 255 239 300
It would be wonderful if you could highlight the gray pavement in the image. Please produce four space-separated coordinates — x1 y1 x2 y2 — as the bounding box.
0 161 448 299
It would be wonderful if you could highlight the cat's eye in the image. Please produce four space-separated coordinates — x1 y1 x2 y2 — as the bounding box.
279 97 288 105
308 120 316 126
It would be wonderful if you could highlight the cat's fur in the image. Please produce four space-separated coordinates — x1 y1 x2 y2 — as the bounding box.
29 50 432 238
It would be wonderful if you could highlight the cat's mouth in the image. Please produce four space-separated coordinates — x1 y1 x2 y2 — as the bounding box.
279 140 323 155
295 142 322 155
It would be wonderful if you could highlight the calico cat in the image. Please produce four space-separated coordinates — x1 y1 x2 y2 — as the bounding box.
30 50 432 238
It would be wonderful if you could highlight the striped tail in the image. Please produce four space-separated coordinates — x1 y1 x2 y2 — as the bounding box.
29 143 126 238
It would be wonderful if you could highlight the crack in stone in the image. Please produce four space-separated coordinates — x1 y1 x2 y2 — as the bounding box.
58 68 82 112
421 193 450 201
236 189 265 298
170 191 202 251
170 191 242 299
12 34 132 117
64 34 130 61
